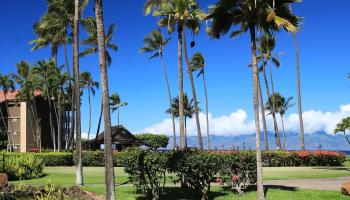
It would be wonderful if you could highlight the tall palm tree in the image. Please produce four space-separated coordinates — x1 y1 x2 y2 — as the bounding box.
110 92 128 125
290 5 305 150
207 0 301 198
257 31 282 149
0 74 15 151
140 29 177 148
190 52 210 150
150 0 189 148
177 0 206 150
79 20 118 143
73 0 83 186
94 0 116 199
80 72 99 140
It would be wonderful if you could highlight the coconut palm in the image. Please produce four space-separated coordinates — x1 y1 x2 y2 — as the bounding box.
140 29 177 148
79 20 118 144
334 117 350 145
109 92 128 125
190 52 210 150
207 0 301 198
80 72 99 141
266 93 294 150
94 0 116 198
166 93 197 138
257 31 282 150
279 96 294 150
149 0 190 148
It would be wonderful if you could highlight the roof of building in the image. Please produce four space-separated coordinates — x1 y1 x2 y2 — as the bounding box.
0 90 42 103
90 125 145 145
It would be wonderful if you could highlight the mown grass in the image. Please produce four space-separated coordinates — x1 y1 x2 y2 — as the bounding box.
82 185 349 200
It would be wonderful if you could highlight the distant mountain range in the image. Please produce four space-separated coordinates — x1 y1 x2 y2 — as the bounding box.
166 131 350 151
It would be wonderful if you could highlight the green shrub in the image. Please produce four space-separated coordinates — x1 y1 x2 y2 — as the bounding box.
262 151 346 167
1 153 44 180
135 133 169 149
119 148 167 200
218 151 257 193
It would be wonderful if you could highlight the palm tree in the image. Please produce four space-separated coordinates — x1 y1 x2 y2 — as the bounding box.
257 31 282 150
140 29 177 149
73 0 83 186
334 117 350 145
207 0 301 198
150 0 189 148
279 96 294 150
166 93 197 141
94 0 116 199
110 92 128 125
80 72 99 141
289 6 305 150
0 74 15 151
190 52 210 150
79 20 118 144
266 93 294 150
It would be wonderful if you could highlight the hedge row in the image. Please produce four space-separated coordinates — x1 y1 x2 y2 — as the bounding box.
0 150 346 168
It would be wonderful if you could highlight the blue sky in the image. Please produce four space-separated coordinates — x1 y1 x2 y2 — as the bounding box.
1 0 350 136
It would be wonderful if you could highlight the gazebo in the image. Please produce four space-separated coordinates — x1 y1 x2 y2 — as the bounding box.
89 125 145 150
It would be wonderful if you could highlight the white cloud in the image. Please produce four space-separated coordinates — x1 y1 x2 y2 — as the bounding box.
141 104 350 136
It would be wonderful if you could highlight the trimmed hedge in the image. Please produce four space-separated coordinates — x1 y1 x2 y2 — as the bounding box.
262 150 346 167
135 133 169 149
0 150 346 168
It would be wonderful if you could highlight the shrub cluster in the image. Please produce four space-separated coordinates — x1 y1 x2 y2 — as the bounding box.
262 150 346 167
0 152 44 180
135 133 169 149
120 148 257 200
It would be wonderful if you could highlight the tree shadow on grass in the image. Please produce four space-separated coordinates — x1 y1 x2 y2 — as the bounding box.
135 187 230 200
263 185 298 197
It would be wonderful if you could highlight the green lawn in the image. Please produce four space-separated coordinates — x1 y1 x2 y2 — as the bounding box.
10 166 350 199
80 186 349 200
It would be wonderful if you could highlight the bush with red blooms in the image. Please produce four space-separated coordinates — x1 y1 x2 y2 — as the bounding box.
262 150 346 167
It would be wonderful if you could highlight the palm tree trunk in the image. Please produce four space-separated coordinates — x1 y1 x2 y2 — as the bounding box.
262 62 281 149
32 97 41 151
87 86 91 141
47 96 56 152
177 23 186 149
57 95 62 152
74 0 83 186
117 108 120 125
249 26 265 200
183 31 203 150
64 43 74 150
258 73 269 150
95 99 103 143
202 71 210 150
160 53 176 149
267 60 282 150
293 33 305 150
281 114 286 150
95 1 116 199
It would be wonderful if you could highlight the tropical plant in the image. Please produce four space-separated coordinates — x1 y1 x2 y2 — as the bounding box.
190 52 210 150
109 92 127 125
80 72 99 140
140 29 177 149
334 117 350 145
94 0 116 198
207 0 301 198
166 93 197 138
266 93 294 150
79 19 118 144
257 31 282 150
73 0 83 186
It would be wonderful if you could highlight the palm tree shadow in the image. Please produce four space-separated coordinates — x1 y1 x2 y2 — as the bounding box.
263 185 298 196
